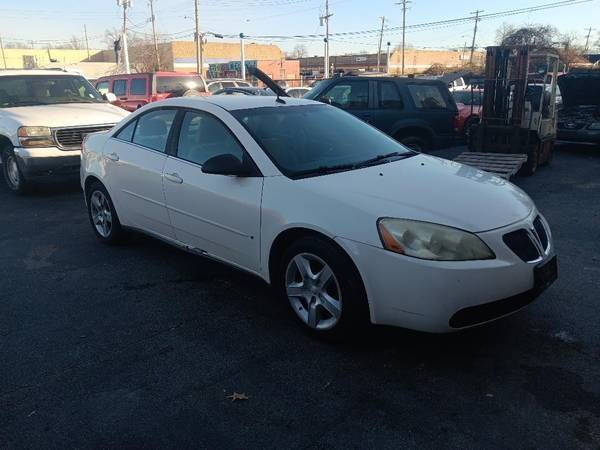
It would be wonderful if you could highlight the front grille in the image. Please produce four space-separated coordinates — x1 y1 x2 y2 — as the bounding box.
54 125 114 150
503 229 540 262
533 216 549 251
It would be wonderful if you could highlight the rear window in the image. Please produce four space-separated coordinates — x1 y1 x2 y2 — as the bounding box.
156 76 206 94
407 84 448 109
130 78 147 95
221 81 236 88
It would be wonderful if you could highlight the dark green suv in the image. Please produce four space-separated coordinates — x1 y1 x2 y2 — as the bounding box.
304 75 457 152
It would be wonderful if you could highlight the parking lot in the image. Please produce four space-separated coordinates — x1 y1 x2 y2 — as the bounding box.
1 144 599 448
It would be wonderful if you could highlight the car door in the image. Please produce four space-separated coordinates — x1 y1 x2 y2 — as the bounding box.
372 80 407 135
103 108 178 240
111 78 129 110
128 76 150 110
318 79 372 123
162 108 263 273
402 82 457 146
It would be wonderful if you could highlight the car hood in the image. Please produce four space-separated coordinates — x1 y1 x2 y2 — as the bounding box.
557 71 600 107
4 102 130 127
299 154 533 233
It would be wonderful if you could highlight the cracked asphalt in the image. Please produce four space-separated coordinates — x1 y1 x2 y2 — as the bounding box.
1 145 599 449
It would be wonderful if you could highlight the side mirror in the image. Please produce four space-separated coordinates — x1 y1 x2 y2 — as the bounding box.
201 154 253 177
103 92 117 103
319 96 332 105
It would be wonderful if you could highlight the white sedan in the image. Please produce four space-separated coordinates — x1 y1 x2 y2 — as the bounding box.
80 96 557 337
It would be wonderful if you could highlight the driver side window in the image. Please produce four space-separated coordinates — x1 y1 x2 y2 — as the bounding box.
322 81 369 110
176 111 244 166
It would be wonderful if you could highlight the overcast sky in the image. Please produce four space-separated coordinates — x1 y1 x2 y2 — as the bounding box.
1 0 598 56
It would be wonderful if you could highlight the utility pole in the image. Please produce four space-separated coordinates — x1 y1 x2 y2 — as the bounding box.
117 0 131 74
395 0 411 75
584 27 594 53
240 33 246 80
377 17 385 72
320 0 333 78
469 10 483 65
84 25 90 61
149 0 160 70
386 41 391 75
0 34 7 69
194 0 202 75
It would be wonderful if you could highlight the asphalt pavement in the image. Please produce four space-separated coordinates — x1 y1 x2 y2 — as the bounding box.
1 145 599 449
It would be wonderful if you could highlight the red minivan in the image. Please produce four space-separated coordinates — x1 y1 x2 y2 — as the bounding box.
95 72 208 111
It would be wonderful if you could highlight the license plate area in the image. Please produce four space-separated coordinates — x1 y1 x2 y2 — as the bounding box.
534 255 558 294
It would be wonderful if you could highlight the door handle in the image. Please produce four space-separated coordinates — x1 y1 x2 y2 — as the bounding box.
119 97 128 100
164 172 183 184
105 152 119 162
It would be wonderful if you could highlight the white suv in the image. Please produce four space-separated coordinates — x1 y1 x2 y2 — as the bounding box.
0 70 129 194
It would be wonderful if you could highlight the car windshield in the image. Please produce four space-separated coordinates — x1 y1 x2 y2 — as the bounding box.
0 75 104 108
156 76 206 94
452 90 482 105
232 104 414 178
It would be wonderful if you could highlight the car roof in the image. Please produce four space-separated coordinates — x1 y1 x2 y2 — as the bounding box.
0 70 81 77
154 95 318 111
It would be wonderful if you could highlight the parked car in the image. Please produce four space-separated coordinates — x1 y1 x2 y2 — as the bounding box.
213 87 275 96
95 72 208 111
556 70 600 147
0 70 129 194
206 79 252 94
452 89 483 137
286 87 311 98
81 96 556 337
304 75 457 152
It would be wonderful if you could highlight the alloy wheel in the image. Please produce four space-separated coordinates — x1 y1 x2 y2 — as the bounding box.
285 253 342 330
90 190 113 238
6 155 21 189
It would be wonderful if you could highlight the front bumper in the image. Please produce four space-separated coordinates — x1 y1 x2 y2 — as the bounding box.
335 211 556 333
557 128 600 146
13 147 81 178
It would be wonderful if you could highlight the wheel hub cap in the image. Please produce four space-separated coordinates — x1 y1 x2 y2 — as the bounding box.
285 253 342 330
90 191 112 238
6 156 20 188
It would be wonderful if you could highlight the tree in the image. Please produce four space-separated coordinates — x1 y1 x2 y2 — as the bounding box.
103 27 169 72
497 24 558 48
556 32 587 70
290 44 308 59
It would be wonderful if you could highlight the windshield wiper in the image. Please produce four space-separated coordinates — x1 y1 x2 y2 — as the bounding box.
295 163 357 178
354 151 415 168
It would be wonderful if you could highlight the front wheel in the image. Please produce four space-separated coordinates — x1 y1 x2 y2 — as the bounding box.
86 182 125 244
278 236 369 339
2 149 28 194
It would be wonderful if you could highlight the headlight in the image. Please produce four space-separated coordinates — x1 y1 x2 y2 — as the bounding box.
588 122 600 130
377 218 495 261
18 126 55 148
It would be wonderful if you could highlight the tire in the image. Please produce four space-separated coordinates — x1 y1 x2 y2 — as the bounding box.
86 181 125 245
399 136 428 153
2 148 28 195
277 235 369 339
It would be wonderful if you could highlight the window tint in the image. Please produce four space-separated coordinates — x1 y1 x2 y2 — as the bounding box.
322 81 369 110
208 83 222 93
115 120 136 142
130 78 147 95
177 111 244 165
113 79 127 97
232 104 411 178
378 82 403 109
132 109 176 152
221 81 236 88
96 81 109 95
407 84 448 109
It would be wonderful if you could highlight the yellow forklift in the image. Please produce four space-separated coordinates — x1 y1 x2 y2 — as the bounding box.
465 46 559 176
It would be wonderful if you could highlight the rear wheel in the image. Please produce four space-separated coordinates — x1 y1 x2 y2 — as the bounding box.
2 149 28 194
399 136 429 153
86 182 125 244
277 236 369 339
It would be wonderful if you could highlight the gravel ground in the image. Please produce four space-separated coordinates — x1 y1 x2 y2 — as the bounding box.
1 144 599 449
